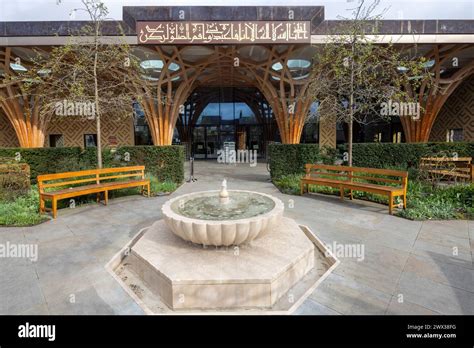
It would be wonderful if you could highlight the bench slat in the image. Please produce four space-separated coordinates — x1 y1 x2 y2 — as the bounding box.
305 163 408 177
349 175 402 184
427 170 471 178
42 177 98 188
37 166 145 182
421 157 472 162
42 180 149 197
307 171 350 178
420 157 473 181
98 173 143 181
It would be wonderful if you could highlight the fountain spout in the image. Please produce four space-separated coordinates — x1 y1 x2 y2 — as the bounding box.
219 179 229 204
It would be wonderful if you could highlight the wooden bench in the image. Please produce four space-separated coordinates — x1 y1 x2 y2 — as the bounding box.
420 157 473 182
38 166 150 219
300 164 408 214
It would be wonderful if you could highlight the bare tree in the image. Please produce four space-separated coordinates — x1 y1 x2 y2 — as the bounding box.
9 0 142 168
308 0 432 165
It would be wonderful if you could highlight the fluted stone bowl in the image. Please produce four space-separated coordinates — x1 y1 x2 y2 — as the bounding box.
161 190 284 246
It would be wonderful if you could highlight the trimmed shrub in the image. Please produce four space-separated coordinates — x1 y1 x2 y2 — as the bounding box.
269 144 321 179
269 142 474 178
268 143 349 179
0 147 88 183
0 159 31 201
340 142 474 169
0 185 48 226
0 145 185 184
108 146 184 183
269 144 339 179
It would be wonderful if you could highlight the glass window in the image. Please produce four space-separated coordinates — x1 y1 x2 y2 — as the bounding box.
84 134 97 148
446 129 463 142
374 132 383 143
302 123 318 143
49 134 64 147
392 131 402 143
133 101 153 145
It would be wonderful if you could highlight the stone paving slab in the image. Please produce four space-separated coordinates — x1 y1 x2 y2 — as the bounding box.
332 242 410 295
422 220 470 238
293 298 341 315
396 272 474 315
0 263 45 314
403 253 474 293
385 296 439 315
0 161 473 315
412 240 473 268
309 273 392 315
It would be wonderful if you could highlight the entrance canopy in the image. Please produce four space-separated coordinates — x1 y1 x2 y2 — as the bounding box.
1 6 474 148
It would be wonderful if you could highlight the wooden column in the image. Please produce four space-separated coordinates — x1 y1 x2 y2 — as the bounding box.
250 46 313 144
401 44 474 143
133 47 210 146
0 48 48 148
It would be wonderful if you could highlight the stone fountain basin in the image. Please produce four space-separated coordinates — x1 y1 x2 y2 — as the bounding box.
161 190 284 246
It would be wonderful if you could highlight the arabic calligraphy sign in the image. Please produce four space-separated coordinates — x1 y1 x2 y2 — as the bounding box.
137 21 310 44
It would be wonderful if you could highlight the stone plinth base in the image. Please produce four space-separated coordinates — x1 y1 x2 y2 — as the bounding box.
128 217 314 310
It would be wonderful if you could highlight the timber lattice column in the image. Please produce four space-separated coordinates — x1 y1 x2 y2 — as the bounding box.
133 47 213 146
213 45 313 144
401 44 474 143
138 45 315 146
0 47 47 148
252 46 313 144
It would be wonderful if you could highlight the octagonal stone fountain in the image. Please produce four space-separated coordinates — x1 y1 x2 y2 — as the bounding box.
107 179 338 313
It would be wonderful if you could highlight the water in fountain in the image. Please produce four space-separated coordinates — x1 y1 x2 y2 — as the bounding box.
171 191 275 220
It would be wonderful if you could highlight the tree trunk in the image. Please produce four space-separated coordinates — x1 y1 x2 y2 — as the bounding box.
348 42 355 166
94 22 102 168
348 113 353 166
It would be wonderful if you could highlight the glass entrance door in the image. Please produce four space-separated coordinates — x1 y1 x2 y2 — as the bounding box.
192 125 225 159
206 126 219 159
193 126 206 159
220 125 235 144
248 125 263 157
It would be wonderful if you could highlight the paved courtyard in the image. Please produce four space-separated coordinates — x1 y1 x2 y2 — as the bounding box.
1 161 473 315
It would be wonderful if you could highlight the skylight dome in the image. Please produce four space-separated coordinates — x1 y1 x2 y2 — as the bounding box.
140 60 180 72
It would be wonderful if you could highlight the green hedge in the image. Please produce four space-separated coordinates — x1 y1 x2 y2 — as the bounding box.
269 142 474 178
0 162 31 201
0 147 91 183
268 144 338 179
108 146 184 183
0 146 185 184
341 142 474 169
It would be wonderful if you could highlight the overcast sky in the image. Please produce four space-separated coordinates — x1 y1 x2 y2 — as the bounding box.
1 0 473 21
